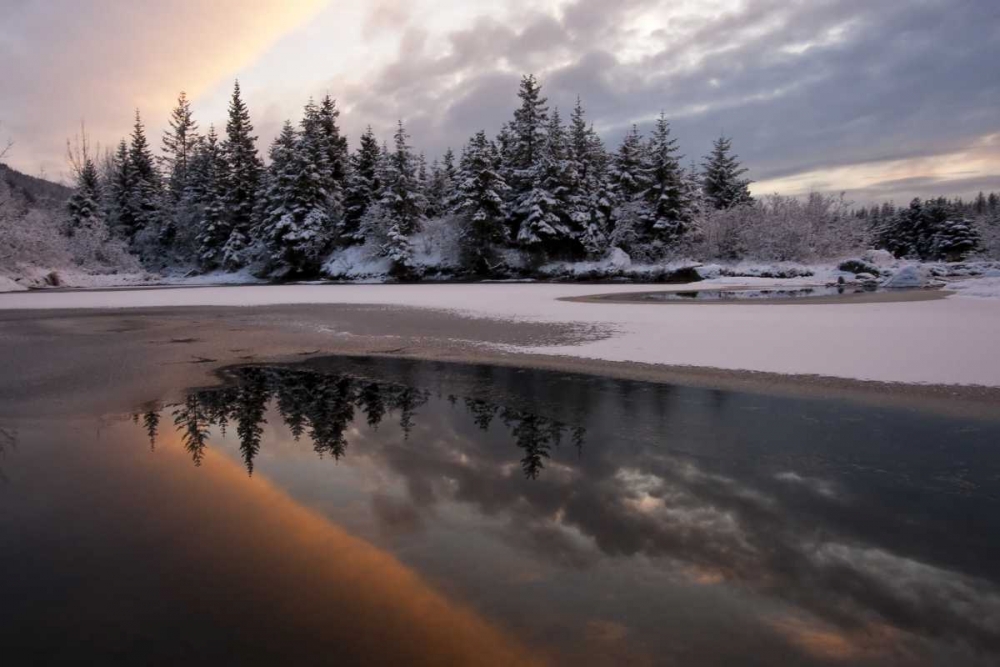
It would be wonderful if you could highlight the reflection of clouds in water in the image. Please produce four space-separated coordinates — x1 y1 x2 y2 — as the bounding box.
775 470 841 500
161 362 1000 659
380 411 1000 656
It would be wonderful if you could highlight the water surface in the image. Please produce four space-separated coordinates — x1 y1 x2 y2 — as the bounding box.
2 357 998 666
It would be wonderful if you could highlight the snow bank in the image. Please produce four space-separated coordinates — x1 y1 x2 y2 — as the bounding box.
160 268 266 286
947 277 1000 299
2 281 1000 387
882 265 928 289
0 275 27 292
322 244 393 281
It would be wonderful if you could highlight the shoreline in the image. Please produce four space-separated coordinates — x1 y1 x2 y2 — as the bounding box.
301 347 1000 422
2 303 997 423
562 285 951 306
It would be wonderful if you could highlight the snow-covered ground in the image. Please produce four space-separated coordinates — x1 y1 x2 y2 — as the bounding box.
2 276 1000 387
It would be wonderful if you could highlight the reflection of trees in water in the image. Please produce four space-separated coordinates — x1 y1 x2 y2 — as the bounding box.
0 427 16 484
144 366 585 477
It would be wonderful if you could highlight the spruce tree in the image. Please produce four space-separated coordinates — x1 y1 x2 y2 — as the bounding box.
607 125 649 253
161 91 199 203
221 80 263 268
343 125 381 241
188 126 230 269
568 99 612 256
642 112 691 245
127 109 163 247
318 96 348 182
258 121 301 272
518 108 575 254
585 126 615 255
316 95 347 226
378 121 427 278
974 191 988 216
494 124 515 194
508 75 550 240
253 101 339 276
106 140 135 240
931 216 980 260
456 130 509 274
425 158 446 218
417 152 429 199
66 157 103 236
701 135 752 210
610 125 647 202
442 147 459 207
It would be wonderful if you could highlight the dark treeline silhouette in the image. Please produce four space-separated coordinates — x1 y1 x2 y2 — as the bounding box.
136 365 585 478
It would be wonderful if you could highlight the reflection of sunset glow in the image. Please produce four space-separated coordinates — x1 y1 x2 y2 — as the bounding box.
768 616 904 662
140 429 546 666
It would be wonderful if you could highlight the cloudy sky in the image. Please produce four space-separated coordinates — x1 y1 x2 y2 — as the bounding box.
1 0 998 203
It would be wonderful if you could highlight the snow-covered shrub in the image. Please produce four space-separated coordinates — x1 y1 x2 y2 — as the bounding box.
862 249 895 266
0 177 140 283
411 215 462 275
838 258 881 276
717 263 814 279
882 265 930 288
0 204 72 271
973 216 1000 260
693 193 865 262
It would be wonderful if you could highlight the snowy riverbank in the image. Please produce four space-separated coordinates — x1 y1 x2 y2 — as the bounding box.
3 270 1000 387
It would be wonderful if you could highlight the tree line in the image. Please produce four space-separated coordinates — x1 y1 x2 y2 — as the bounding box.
66 76 754 279
855 194 998 262
63 75 998 278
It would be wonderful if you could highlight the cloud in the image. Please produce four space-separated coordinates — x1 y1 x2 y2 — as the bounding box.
321 0 1000 200
3 0 998 201
0 0 327 178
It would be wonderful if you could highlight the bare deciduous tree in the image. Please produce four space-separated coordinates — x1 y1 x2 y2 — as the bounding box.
66 121 95 178
0 122 12 162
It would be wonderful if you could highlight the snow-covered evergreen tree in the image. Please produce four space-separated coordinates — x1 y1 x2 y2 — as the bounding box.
494 123 515 194
607 126 650 254
609 125 647 203
343 125 380 242
417 152 429 199
126 109 163 250
425 158 447 218
106 140 134 240
187 126 230 269
642 112 691 246
66 157 103 236
161 91 199 204
316 95 347 227
568 99 612 256
878 197 981 260
257 101 339 276
258 121 300 272
518 108 576 254
701 135 752 210
440 147 459 211
221 80 263 269
508 75 550 242
376 121 427 278
931 215 980 260
456 130 509 273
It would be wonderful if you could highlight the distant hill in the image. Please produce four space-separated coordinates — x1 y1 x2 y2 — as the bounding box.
0 163 73 207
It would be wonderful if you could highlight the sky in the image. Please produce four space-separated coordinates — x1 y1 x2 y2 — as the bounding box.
1 0 998 204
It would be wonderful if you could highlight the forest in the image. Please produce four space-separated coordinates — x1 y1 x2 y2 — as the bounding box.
3 75 1000 285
